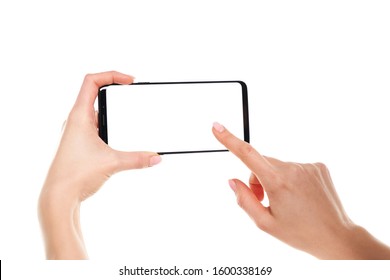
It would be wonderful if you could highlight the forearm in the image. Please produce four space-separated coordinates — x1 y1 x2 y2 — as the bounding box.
38 187 87 260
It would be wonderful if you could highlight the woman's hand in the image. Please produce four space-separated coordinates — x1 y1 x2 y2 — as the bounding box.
212 122 390 259
38 71 161 259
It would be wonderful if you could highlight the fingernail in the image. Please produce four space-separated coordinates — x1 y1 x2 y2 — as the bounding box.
228 179 237 192
213 122 225 133
149 155 162 167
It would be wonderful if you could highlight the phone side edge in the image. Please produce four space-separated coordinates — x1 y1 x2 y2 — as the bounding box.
98 89 108 144
237 81 250 144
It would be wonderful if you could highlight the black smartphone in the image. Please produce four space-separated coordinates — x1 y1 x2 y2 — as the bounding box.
98 81 249 155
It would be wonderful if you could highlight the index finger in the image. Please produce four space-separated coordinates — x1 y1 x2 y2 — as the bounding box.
75 71 134 109
212 122 273 182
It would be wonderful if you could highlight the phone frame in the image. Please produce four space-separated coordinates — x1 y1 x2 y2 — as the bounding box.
98 81 250 155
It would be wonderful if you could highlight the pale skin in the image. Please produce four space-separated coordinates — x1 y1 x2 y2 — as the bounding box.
39 71 390 260
38 71 162 259
212 122 390 260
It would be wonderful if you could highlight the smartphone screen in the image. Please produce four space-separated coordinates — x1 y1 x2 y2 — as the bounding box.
98 81 249 155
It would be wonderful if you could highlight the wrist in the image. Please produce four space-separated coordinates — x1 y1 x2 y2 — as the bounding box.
315 223 390 260
38 184 87 259
342 225 390 259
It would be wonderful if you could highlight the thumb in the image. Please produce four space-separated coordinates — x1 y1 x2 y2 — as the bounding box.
113 151 162 172
229 179 271 231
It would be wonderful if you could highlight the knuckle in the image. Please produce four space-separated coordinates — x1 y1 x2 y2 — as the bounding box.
235 191 252 210
265 169 283 190
237 142 256 159
83 73 94 82
272 173 285 189
110 152 149 172
288 163 303 173
235 192 246 209
133 153 149 168
304 162 328 177
302 163 316 173
273 163 306 189
286 163 305 179
314 162 328 173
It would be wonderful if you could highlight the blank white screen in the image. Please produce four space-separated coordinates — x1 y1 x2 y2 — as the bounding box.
104 82 246 154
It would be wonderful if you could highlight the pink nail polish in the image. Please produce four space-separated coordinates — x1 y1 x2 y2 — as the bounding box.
149 155 162 167
213 122 225 133
228 179 237 192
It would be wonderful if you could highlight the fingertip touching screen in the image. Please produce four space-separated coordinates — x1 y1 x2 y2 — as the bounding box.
98 81 249 155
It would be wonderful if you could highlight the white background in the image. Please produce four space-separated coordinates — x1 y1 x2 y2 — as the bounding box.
1 0 390 278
